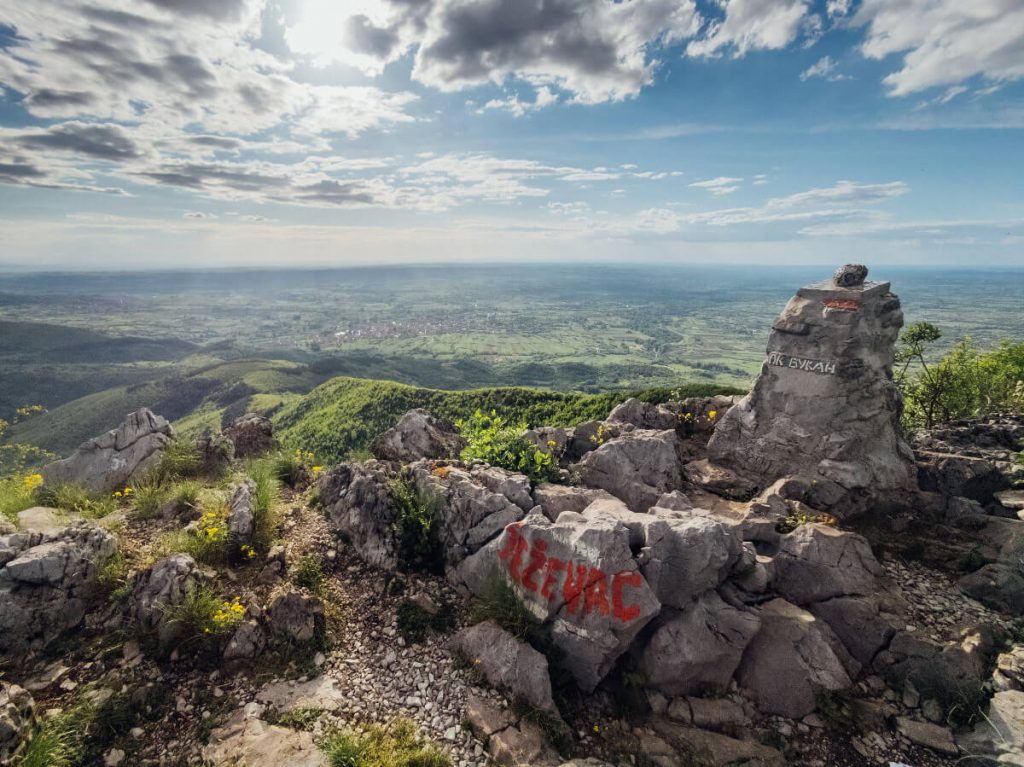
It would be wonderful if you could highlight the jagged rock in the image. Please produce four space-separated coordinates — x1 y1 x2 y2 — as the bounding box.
0 682 34 763
257 545 286 585
916 452 1007 504
203 707 327 767
370 409 466 464
0 519 14 535
833 263 868 287
897 717 958 755
996 489 1024 513
531 484 618 521
884 632 984 708
577 429 683 513
808 595 898 667
195 431 234 477
223 619 266 664
465 693 515 738
994 646 1024 692
320 460 397 569
682 459 757 499
453 621 557 714
469 466 534 512
685 697 749 731
650 717 785 766
706 268 917 518
488 718 561 767
0 522 117 655
770 523 883 604
640 591 761 697
672 395 741 436
14 507 66 534
607 398 678 431
582 499 740 608
489 510 660 692
959 563 1024 613
222 413 278 458
125 553 207 647
41 408 173 492
957 690 1024 765
227 480 255 554
256 677 348 713
736 598 852 718
266 590 325 645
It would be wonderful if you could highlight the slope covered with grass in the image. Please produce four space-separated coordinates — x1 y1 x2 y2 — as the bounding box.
273 376 744 463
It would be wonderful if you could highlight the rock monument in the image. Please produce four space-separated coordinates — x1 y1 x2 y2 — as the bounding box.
705 264 917 517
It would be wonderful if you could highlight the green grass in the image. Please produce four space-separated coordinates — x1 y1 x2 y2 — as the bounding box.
470 572 538 642
274 376 741 464
34 483 116 518
17 701 92 767
0 473 40 523
294 556 326 594
320 718 450 767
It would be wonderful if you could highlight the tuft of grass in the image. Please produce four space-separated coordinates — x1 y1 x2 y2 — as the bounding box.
97 551 130 601
159 583 244 652
18 700 95 767
470 572 537 641
171 479 203 510
387 473 444 574
133 479 168 519
320 718 450 767
275 707 324 731
294 555 326 594
0 472 42 524
246 458 280 551
35 482 116 518
155 437 202 482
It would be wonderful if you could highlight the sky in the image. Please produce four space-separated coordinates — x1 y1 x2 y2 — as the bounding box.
0 0 1022 270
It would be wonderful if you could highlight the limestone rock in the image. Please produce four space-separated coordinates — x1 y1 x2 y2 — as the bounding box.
736 598 852 718
706 269 917 518
266 590 325 645
488 718 560 766
531 484 617 521
956 690 1024 765
577 429 683 513
0 682 34 763
959 563 1024 613
203 708 327 767
195 431 234 477
125 553 207 648
771 523 883 604
453 621 557 714
465 693 515 738
650 717 785 766
994 645 1024 692
896 717 958 755
489 511 660 692
14 507 66 535
320 460 398 570
607 398 678 431
223 619 266 664
370 409 466 464
640 591 761 697
41 408 173 492
257 677 348 713
808 595 897 667
222 413 278 458
0 522 117 655
227 479 256 558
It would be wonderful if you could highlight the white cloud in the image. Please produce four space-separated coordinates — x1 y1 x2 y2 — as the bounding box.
690 176 743 196
478 86 558 117
800 55 850 81
687 0 815 58
855 0 1024 96
765 180 908 209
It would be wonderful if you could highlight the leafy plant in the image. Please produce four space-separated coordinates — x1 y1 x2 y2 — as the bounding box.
162 583 245 650
0 471 43 523
456 409 559 484
387 473 444 573
294 555 326 594
320 718 450 767
246 458 280 551
0 405 55 477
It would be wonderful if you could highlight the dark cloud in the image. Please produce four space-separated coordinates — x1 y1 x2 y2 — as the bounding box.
186 135 244 149
0 161 44 180
16 122 142 160
292 179 378 205
141 0 252 21
343 14 401 58
26 89 95 110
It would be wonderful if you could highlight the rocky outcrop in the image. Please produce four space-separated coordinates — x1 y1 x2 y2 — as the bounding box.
606 398 677 431
319 460 398 569
371 409 467 464
640 591 760 697
770 523 884 605
453 621 557 714
531 484 618 521
0 682 34 764
203 706 328 767
576 429 683 513
957 690 1024 766
266 589 325 645
736 598 853 718
227 479 256 560
222 413 278 458
41 408 173 492
705 266 917 518
125 553 208 647
0 522 118 655
195 431 234 477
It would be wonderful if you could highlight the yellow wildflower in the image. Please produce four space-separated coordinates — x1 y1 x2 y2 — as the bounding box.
592 724 600 734
546 440 557 448
708 410 717 420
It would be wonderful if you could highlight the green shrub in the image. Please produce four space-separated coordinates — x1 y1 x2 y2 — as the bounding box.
294 556 326 594
163 498 230 565
160 583 245 650
268 448 319 489
274 707 324 731
896 325 1024 428
0 471 42 523
0 406 56 477
320 718 450 767
456 409 559 484
35 483 116 518
388 474 444 573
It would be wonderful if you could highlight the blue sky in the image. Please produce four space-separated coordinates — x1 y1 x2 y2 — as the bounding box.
0 0 1022 269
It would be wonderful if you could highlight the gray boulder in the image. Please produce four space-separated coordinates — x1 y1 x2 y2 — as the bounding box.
771 523 883 604
960 564 1024 613
0 522 118 655
490 510 661 691
640 591 761 697
125 553 207 647
319 460 398 570
196 431 234 477
203 707 328 767
222 413 278 458
41 408 173 492
707 268 917 518
370 409 467 464
808 595 898 667
0 682 34 763
223 620 267 664
266 590 325 645
227 480 256 557
994 645 1024 692
531 484 618 521
736 598 853 718
607 398 677 431
453 621 557 714
577 429 683 512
